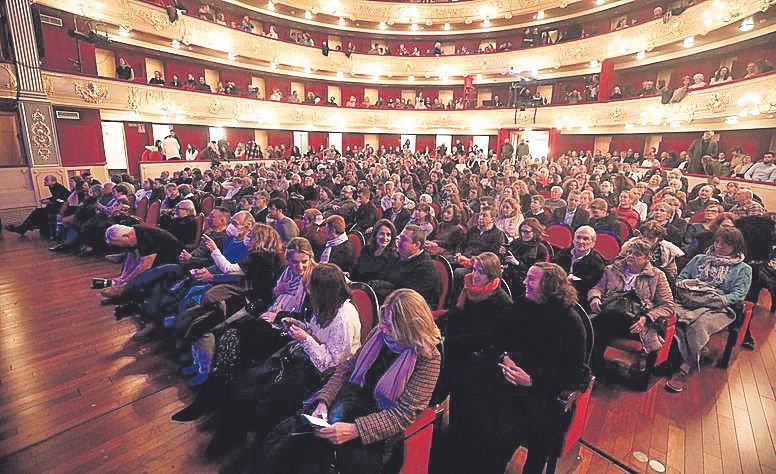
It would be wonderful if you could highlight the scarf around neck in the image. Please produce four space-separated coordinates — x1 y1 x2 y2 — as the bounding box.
697 251 744 287
350 329 417 410
456 273 500 309
321 233 349 263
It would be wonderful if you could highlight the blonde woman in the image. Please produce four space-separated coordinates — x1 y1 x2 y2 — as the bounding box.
258 288 442 473
495 197 524 242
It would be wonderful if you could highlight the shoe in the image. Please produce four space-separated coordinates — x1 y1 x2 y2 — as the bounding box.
48 244 71 252
170 389 219 422
115 303 140 321
189 372 209 386
105 253 126 264
182 364 198 376
742 334 756 351
101 285 125 299
665 370 689 393
131 323 155 341
76 245 94 257
6 224 27 236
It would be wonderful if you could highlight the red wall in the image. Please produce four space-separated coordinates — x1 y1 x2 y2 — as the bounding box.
223 127 255 148
416 135 436 153
38 8 97 75
553 134 595 155
123 122 151 176
55 108 105 166
609 134 646 154
171 124 209 151
267 130 292 147
114 49 147 84
342 133 364 151
379 134 401 149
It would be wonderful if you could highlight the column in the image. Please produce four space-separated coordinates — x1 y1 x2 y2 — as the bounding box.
597 59 618 103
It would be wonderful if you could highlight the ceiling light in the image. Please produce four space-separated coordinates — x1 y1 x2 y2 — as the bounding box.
304 10 313 19
171 39 181 49
483 19 491 28
589 59 600 69
724 116 739 125
670 121 681 128
304 65 311 73
625 123 634 129
536 10 545 20
739 17 755 32
378 21 387 30
595 0 605 5
373 74 380 81
227 52 237 60
338 17 345 26
425 19 433 26
411 23 418 31
266 1 275 11
408 74 415 81
336 71 344 79
269 61 277 69
443 23 451 31
476 73 483 81
635 50 646 60
682 36 695 48
118 25 131 37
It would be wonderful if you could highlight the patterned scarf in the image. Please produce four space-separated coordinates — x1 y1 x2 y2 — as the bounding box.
697 250 744 287
456 273 501 309
349 330 417 410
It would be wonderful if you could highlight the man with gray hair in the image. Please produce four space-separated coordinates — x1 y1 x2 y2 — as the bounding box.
101 224 183 298
554 225 606 309
731 188 766 218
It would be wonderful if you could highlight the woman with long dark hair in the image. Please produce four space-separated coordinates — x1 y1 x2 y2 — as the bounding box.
351 219 398 282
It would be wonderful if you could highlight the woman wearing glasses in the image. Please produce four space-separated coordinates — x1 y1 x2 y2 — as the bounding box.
501 218 550 294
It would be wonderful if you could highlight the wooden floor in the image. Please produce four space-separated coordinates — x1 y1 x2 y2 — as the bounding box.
0 235 774 473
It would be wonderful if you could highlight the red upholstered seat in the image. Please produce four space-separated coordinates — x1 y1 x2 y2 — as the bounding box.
348 231 365 261
594 232 620 262
430 255 453 319
349 282 378 343
399 407 438 474
200 195 215 214
133 197 148 220
717 301 754 368
615 220 632 242
545 223 573 250
144 200 161 227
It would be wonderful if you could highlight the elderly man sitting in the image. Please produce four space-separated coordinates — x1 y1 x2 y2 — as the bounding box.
554 226 606 309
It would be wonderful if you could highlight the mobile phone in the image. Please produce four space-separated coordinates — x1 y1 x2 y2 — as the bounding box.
301 414 331 428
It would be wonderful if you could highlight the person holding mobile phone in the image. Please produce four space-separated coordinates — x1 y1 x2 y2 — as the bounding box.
457 263 589 474
256 289 441 473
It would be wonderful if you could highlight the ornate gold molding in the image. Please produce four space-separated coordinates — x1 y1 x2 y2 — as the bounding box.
74 81 110 103
35 0 771 82
30 111 54 162
39 71 776 134
0 63 17 91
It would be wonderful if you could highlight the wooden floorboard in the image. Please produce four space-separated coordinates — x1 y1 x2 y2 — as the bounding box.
1 235 775 473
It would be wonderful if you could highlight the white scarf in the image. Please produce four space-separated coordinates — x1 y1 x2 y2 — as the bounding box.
321 233 349 263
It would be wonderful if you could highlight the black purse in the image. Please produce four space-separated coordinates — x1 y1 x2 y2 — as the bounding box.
600 289 647 322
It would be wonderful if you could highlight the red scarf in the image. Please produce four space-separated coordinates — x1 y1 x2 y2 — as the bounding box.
456 273 500 309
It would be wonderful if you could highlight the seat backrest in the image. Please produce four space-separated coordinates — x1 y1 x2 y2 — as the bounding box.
574 303 595 364
144 200 161 227
594 232 620 262
375 207 383 219
430 255 453 311
545 223 573 249
294 219 304 232
500 278 512 298
133 197 148 219
540 241 554 261
189 214 205 249
348 231 365 260
616 220 632 242
200 195 215 215
349 282 378 343
689 211 705 223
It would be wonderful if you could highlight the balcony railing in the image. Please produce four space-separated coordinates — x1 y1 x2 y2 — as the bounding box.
3 68 770 134
39 0 771 81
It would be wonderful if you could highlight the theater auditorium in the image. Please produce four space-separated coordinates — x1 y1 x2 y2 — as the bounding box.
0 0 775 471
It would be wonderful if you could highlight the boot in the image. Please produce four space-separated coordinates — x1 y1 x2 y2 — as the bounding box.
182 344 200 376
189 344 212 386
6 223 28 236
170 382 221 422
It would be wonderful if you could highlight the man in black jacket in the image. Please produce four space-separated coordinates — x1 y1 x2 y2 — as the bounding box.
378 225 440 305
353 189 378 233
457 207 506 257
385 192 412 232
320 215 356 274
7 175 70 238
553 226 606 310
551 191 589 230
588 198 620 234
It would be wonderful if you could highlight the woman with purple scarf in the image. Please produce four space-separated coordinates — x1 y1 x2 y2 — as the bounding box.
256 288 442 474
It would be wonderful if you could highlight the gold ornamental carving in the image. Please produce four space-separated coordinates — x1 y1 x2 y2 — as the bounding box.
74 81 110 103
705 92 730 114
30 111 54 163
42 75 55 96
208 98 224 115
0 63 17 91
127 86 142 112
607 108 627 121
133 6 170 31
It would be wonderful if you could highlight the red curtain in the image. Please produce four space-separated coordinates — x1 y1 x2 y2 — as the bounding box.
219 68 253 91
224 127 256 149
38 9 96 74
56 108 105 166
488 135 498 153
266 77 291 97
416 135 435 154
609 134 646 154
718 130 774 157
308 131 328 151
379 134 401 149
164 59 204 86
497 129 511 159
306 81 327 101
342 133 364 151
598 59 617 102
124 122 151 176
340 84 365 103
171 124 209 152
115 49 147 84
267 130 292 147
658 133 695 155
